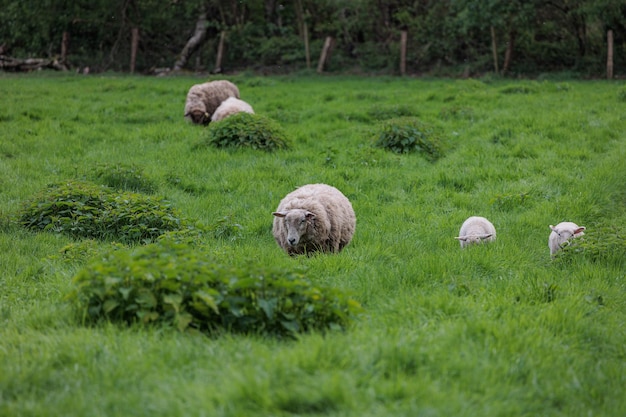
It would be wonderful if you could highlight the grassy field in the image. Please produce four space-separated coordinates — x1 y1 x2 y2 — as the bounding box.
1 72 625 416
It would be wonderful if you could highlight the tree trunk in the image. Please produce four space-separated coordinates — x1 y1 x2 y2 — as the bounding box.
214 31 226 73
502 30 516 75
61 31 69 64
400 30 407 76
317 36 334 73
607 29 614 80
130 27 139 73
490 26 499 75
174 12 208 71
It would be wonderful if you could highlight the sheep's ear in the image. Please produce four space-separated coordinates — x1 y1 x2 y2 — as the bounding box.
455 236 465 241
305 211 316 220
549 225 556 231
272 211 286 218
574 226 585 234
479 234 493 240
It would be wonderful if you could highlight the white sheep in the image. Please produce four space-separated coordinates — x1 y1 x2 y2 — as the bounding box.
455 216 496 248
272 184 356 256
210 97 255 122
184 80 240 125
549 222 586 257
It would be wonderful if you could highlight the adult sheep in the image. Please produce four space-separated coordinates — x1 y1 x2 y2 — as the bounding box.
210 97 254 122
184 80 240 125
455 216 496 248
272 184 356 256
549 221 585 257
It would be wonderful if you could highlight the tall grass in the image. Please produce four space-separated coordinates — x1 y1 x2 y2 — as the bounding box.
1 72 625 416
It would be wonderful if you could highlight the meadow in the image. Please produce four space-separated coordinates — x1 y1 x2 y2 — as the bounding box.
1 72 625 416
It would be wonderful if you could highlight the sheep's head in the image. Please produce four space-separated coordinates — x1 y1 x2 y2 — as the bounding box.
186 110 210 125
455 233 493 245
550 224 585 245
273 209 315 247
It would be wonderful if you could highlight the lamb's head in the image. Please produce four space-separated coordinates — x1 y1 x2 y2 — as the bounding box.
185 110 210 125
550 223 585 246
273 209 315 247
455 234 493 244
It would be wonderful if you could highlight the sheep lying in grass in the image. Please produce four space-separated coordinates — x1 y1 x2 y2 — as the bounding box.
549 222 586 257
272 184 356 256
456 216 496 248
184 80 240 125
210 97 255 122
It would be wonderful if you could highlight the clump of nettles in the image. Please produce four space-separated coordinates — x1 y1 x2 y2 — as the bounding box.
92 162 157 194
68 241 362 337
375 117 443 160
205 113 290 151
19 180 196 244
555 225 626 267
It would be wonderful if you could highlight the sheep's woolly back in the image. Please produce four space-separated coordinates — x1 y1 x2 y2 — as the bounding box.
456 216 496 248
184 80 240 125
210 97 255 122
272 184 356 256
549 221 586 257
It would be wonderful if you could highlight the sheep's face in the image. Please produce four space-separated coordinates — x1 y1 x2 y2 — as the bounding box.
273 209 315 247
551 225 585 246
456 234 493 246
186 110 210 125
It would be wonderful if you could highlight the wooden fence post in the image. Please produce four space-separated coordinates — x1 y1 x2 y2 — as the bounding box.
61 31 69 64
490 26 499 75
214 31 226 73
400 30 407 76
304 21 311 69
607 29 614 80
130 27 139 74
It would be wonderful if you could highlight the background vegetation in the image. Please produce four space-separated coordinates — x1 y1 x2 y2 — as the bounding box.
0 0 625 77
0 72 625 416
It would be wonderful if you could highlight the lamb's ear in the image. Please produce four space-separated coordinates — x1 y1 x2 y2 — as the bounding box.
305 211 316 220
549 225 556 232
455 236 465 241
479 233 493 240
574 226 586 234
272 211 286 218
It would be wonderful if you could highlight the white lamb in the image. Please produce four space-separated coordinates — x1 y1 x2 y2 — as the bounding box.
184 80 240 125
455 216 496 248
549 222 586 257
210 97 255 122
272 184 356 256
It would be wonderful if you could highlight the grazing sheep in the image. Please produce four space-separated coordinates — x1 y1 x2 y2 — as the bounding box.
210 97 255 122
455 216 496 248
184 80 240 125
549 222 586 257
272 184 356 256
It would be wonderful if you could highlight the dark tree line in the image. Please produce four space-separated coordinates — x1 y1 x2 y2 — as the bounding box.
0 0 624 77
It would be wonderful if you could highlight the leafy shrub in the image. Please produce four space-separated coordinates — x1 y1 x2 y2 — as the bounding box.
204 113 290 151
92 162 157 194
19 180 196 244
68 241 363 337
375 117 443 160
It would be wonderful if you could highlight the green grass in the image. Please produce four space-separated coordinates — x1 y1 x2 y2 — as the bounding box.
1 72 625 416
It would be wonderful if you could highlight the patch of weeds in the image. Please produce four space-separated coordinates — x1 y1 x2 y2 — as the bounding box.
68 241 363 337
554 225 626 267
439 106 474 121
51 239 125 264
499 85 536 95
203 113 291 152
617 86 626 103
491 191 532 211
520 279 559 304
367 105 416 121
374 117 443 161
211 215 243 241
18 180 198 244
92 162 158 193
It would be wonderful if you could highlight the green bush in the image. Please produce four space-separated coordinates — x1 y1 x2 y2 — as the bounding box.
554 225 626 267
19 180 195 244
92 162 158 194
375 117 443 160
68 241 363 337
204 112 290 151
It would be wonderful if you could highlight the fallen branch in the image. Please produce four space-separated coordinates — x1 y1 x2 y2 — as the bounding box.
0 55 68 71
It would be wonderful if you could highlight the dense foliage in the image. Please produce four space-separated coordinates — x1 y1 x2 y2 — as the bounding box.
18 180 194 243
0 0 624 76
69 240 363 337
375 117 443 159
204 112 290 151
